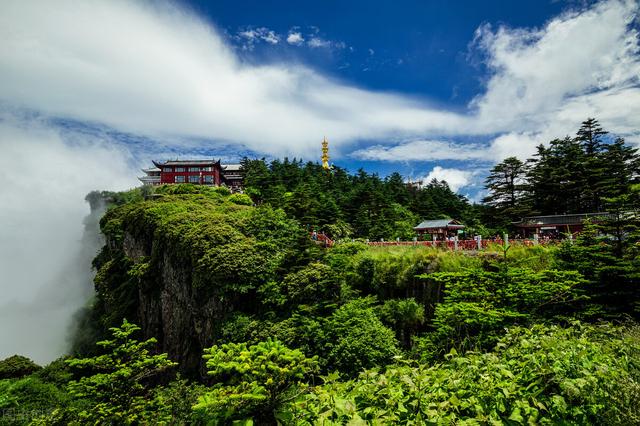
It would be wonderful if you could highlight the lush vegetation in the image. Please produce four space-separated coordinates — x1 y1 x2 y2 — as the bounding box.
4 118 640 424
483 118 640 228
240 119 640 238
240 157 486 240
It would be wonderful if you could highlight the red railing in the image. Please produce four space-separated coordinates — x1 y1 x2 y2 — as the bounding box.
311 232 334 247
311 233 551 250
365 239 548 249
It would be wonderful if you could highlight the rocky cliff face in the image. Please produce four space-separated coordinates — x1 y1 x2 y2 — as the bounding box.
90 188 307 377
118 231 231 376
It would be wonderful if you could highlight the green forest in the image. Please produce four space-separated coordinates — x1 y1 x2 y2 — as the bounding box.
2 118 640 425
240 119 640 238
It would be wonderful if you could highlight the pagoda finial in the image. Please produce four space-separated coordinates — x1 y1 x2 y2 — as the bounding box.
321 136 330 170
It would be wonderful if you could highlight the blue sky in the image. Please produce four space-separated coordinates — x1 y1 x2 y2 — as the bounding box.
195 0 566 102
1 0 639 201
189 0 569 189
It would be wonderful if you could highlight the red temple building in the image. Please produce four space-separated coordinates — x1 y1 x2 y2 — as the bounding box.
513 212 615 237
138 159 243 191
414 218 465 240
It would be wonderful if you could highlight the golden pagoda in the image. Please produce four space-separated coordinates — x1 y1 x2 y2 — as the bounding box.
321 137 330 170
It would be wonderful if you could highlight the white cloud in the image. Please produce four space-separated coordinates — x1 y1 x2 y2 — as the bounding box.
355 0 640 162
308 37 332 48
0 0 638 160
353 139 492 161
286 32 304 45
470 0 640 138
487 132 545 160
262 31 279 45
0 115 137 363
237 27 279 49
0 0 464 158
421 166 474 192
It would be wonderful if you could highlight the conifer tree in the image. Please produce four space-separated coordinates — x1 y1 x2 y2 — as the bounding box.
576 117 608 155
483 156 530 221
529 138 587 214
600 137 640 200
576 118 608 211
526 144 557 214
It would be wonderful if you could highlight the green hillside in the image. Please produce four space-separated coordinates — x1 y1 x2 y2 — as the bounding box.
3 181 640 425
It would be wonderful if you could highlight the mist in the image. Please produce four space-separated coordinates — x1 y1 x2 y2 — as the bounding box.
0 117 136 364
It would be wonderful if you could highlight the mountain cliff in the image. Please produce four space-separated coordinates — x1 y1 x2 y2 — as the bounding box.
84 185 311 376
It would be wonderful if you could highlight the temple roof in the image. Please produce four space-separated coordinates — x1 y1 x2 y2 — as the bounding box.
514 212 615 227
414 219 464 230
222 164 242 171
153 159 221 167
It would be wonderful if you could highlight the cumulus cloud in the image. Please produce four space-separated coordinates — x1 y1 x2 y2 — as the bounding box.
466 0 640 153
237 27 280 49
421 166 475 192
0 115 137 363
286 31 305 45
471 0 640 132
353 140 492 161
307 37 332 48
0 0 463 157
1 0 636 163
359 0 640 162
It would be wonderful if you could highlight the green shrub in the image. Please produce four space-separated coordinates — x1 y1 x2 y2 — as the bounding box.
320 298 399 375
35 358 72 386
0 355 40 380
195 339 318 424
228 193 252 205
0 377 70 425
153 377 205 425
213 185 232 196
415 268 586 356
258 262 341 307
377 298 425 346
155 183 201 195
291 322 640 425
63 320 177 424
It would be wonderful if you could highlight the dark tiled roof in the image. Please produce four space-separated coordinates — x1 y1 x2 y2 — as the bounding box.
514 212 615 227
155 159 220 166
414 219 464 230
223 164 242 171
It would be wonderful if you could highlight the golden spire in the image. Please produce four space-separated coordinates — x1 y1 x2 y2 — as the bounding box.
321 136 330 170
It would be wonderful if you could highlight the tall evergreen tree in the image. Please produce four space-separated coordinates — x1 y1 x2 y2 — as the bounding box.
526 144 559 215
527 137 588 215
576 118 608 212
576 118 608 155
600 137 640 200
483 156 530 221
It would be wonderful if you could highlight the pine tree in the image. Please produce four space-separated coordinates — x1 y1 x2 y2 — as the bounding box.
526 137 589 215
600 137 640 200
576 118 608 212
526 144 558 214
483 156 530 221
576 118 608 155
384 172 411 205
548 137 586 214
